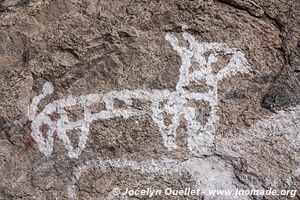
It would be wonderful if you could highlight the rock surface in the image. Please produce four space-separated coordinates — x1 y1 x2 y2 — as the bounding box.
0 0 299 199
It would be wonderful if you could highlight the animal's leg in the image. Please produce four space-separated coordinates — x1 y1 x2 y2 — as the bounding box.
150 102 180 151
31 113 56 156
55 121 90 159
184 106 214 156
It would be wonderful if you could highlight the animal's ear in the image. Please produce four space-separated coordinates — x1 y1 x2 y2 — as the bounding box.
42 82 54 95
165 33 192 57
165 33 182 52
182 31 197 51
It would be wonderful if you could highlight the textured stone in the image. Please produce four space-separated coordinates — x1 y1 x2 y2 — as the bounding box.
0 0 299 200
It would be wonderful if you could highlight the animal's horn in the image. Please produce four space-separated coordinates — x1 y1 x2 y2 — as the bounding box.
42 82 54 95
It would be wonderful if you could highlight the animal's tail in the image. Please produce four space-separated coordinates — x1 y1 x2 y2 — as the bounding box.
28 82 54 120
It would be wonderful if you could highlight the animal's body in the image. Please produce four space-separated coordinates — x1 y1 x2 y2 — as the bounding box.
28 28 249 159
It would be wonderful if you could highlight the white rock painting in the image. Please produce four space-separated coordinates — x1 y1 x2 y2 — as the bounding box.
28 27 250 159
28 27 253 199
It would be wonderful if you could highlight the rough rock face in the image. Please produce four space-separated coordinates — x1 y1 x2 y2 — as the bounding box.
0 0 299 200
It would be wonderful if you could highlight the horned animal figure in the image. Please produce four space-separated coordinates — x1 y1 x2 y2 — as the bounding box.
28 28 249 159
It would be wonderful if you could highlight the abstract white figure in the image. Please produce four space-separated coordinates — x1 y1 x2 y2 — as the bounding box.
27 26 251 199
28 27 249 159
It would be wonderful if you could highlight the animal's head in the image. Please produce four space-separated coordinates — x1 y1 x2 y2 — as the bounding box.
28 81 54 120
165 26 250 90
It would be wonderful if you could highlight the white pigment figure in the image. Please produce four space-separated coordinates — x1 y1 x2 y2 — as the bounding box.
28 27 249 159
